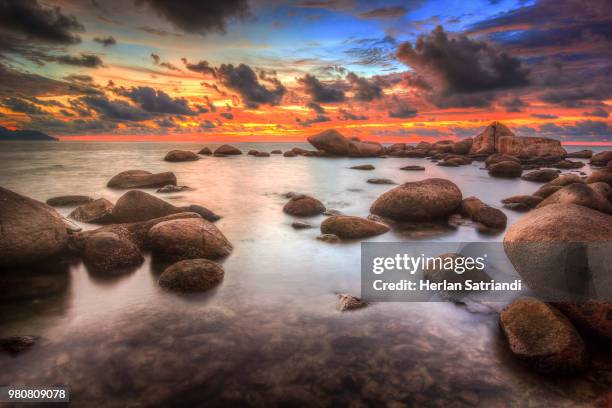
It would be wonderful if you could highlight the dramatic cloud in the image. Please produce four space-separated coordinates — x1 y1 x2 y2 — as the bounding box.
338 108 367 120
500 96 527 112
583 107 609 118
93 36 116 47
306 101 325 114
345 36 398 68
299 114 331 127
181 58 215 75
136 0 250 36
53 54 105 68
389 105 418 118
216 64 285 108
531 113 558 119
1 97 45 115
0 63 95 98
358 6 407 19
119 86 194 115
540 120 612 141
540 85 612 107
151 53 180 71
298 74 345 103
220 112 234 119
81 95 150 121
397 26 529 95
346 72 383 102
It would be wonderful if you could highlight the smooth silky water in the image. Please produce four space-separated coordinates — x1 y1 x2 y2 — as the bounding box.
0 142 610 407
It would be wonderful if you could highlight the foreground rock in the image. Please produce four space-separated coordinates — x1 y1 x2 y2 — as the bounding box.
500 297 587 374
198 147 212 155
471 122 566 157
158 259 224 292
488 161 522 178
566 150 592 159
370 178 462 221
586 168 612 186
164 150 199 162
107 170 177 189
283 195 325 217
521 169 559 183
460 197 507 229
337 294 367 311
112 190 181 223
46 195 93 207
590 151 612 166
536 183 612 214
0 187 69 268
307 129 350 156
214 144 242 155
69 198 114 224
589 182 612 201
501 195 542 211
321 215 390 239
83 231 144 274
552 301 612 342
148 218 232 261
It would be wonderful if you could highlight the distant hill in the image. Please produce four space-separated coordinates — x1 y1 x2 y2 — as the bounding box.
0 126 58 141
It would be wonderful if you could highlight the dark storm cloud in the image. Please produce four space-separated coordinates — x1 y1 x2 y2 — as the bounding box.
540 84 612 108
216 64 285 108
500 96 527 112
220 112 233 120
583 107 609 118
81 95 151 121
1 97 45 115
200 119 215 129
119 86 194 115
135 0 250 36
181 58 215 75
346 72 383 102
0 63 93 98
64 74 94 83
299 114 331 127
429 92 494 108
155 117 175 127
93 36 116 47
531 113 558 119
389 105 418 118
306 101 324 114
338 108 367 120
540 120 611 141
53 54 105 68
298 74 345 103
0 0 84 44
358 6 407 19
397 26 529 94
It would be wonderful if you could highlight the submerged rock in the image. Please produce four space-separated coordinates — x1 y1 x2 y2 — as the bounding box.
158 259 224 292
400 165 425 171
107 170 177 189
337 294 367 311
367 178 396 185
321 215 389 239
316 234 340 243
83 231 144 274
112 190 181 223
460 197 507 229
283 195 325 217
157 185 190 193
46 195 93 207
488 161 522 178
422 253 490 300
521 169 559 183
291 221 313 229
536 183 612 214
271 150 282 154
164 150 199 162
350 164 375 170
255 152 270 157
69 198 114 224
0 187 69 268
283 151 297 157
501 195 542 209
500 297 587 374
214 144 242 155
182 204 220 222
370 178 462 222
148 218 232 261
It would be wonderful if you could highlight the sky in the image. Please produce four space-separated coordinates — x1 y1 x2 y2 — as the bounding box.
0 0 610 142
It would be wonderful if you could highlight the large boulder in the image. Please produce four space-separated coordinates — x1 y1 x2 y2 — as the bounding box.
485 153 520 168
347 141 384 157
452 138 473 155
69 198 114 224
164 150 199 162
148 218 232 261
590 151 612 166
488 161 523 178
501 195 543 210
107 170 177 189
283 195 325 217
112 190 181 223
500 298 587 374
46 195 93 207
83 231 143 274
370 178 462 221
546 174 585 187
158 259 224 292
307 129 350 156
0 187 69 268
214 145 242 155
471 122 566 157
586 168 612 186
198 147 212 155
566 150 592 159
589 182 612 201
320 215 390 239
521 169 559 183
460 197 507 229
536 183 612 214
552 301 612 342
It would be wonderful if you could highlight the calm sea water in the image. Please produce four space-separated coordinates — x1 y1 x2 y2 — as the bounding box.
0 141 610 407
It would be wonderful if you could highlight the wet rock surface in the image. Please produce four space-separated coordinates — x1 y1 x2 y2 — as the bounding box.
367 178 396 185
320 215 390 239
283 195 325 217
112 190 182 223
214 144 242 155
164 150 199 162
158 259 224 292
83 231 144 274
536 183 612 214
337 294 367 311
488 161 523 178
69 198 115 224
107 170 177 189
350 164 375 170
46 195 93 207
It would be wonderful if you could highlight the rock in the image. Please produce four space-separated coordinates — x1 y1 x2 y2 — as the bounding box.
387 143 406 153
545 174 585 187
323 209 343 216
500 297 587 374
532 185 564 198
566 150 592 159
214 144 242 155
586 168 612 186
471 121 566 157
307 129 350 156
536 183 612 213
291 221 313 229
422 253 490 299
400 165 425 171
501 195 543 209
403 149 428 158
452 138 473 155
589 182 612 201
69 198 114 223
283 151 297 157
247 149 258 156
320 215 390 239
521 169 559 182
370 178 462 221
503 202 531 212
551 159 584 169
148 218 232 261
590 151 612 166
158 259 224 292
552 301 612 342
0 188 69 268
271 150 282 154
488 161 523 178
164 150 199 162
182 204 220 222
291 147 309 155
316 234 340 243
112 190 181 223
255 152 270 157
63 217 82 232
107 170 177 189
347 141 384 157
367 178 396 185
46 195 93 207
0 336 37 355
485 153 520 168
438 157 468 167
283 195 325 217
350 164 375 171
460 197 507 229
198 147 212 155
337 294 366 311
83 231 144 273
156 185 190 193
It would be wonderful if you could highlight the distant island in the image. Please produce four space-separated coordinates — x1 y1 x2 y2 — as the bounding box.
0 126 58 141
